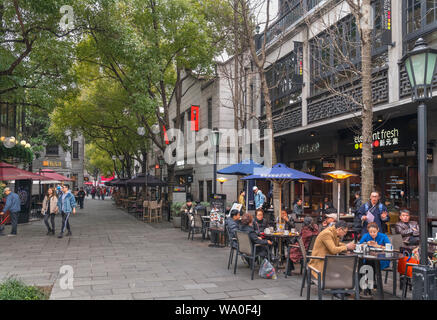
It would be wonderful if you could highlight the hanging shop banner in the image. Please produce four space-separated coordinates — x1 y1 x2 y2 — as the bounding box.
293 41 303 83
381 0 392 45
190 106 199 131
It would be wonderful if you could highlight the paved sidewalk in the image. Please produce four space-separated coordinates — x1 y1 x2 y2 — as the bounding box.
0 198 402 300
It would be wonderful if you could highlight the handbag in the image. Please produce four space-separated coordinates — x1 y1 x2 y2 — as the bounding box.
397 253 419 278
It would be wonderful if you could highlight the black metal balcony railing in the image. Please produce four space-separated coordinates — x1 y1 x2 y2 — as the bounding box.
307 67 389 123
259 101 302 135
256 0 323 51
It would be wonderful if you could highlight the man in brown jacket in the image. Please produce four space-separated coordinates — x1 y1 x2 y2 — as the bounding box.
308 220 356 274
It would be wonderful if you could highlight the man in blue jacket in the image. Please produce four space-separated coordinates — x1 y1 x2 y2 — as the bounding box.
0 187 21 236
357 191 389 236
253 186 265 210
57 184 76 238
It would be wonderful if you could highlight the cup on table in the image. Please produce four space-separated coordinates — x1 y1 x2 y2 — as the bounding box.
264 228 271 235
385 243 393 251
269 227 274 233
355 244 362 253
284 230 289 236
290 228 296 234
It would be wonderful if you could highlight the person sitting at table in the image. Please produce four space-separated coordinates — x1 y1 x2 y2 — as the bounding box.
395 209 420 246
308 220 356 277
287 216 319 276
359 222 391 270
293 198 303 216
320 213 337 231
180 199 194 214
276 210 295 231
253 208 270 235
226 209 241 249
239 213 272 265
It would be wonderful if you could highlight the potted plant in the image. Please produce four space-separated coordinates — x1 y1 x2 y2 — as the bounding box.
171 202 184 228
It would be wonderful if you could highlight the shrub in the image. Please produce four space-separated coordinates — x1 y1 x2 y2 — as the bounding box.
170 202 184 217
0 278 48 300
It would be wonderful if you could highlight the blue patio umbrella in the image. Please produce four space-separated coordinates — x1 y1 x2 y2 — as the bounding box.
217 159 267 211
242 163 322 221
217 159 266 176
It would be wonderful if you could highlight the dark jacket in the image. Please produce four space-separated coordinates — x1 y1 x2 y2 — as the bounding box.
78 191 86 199
353 197 363 229
239 224 269 246
226 217 240 248
357 201 389 234
395 221 420 245
253 218 269 234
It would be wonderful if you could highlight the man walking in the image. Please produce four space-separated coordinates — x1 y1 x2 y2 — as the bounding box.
77 187 86 209
0 187 21 236
57 184 76 238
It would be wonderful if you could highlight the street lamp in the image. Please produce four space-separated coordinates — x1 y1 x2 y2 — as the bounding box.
401 38 437 267
217 177 228 194
209 128 221 194
322 170 357 221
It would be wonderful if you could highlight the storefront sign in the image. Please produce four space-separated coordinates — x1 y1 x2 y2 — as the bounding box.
42 160 62 167
353 128 400 150
339 115 417 155
298 142 320 155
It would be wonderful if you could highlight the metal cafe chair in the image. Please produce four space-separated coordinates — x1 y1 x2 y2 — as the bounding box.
306 255 360 300
226 225 238 270
234 231 271 280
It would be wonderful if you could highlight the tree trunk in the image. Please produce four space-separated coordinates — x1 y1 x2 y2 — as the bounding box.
360 0 374 201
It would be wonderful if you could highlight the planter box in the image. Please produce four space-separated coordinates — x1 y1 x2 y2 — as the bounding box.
172 216 181 228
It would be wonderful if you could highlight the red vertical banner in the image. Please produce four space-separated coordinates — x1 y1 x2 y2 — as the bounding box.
191 105 199 131
163 125 169 145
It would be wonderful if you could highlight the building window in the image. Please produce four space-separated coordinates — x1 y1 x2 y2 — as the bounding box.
45 145 59 155
206 180 212 201
404 0 437 42
73 141 79 159
309 7 388 96
207 98 212 129
199 181 204 202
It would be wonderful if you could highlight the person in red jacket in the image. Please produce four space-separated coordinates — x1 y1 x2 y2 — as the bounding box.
287 216 319 276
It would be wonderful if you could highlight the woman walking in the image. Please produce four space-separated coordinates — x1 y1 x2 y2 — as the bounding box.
41 187 58 235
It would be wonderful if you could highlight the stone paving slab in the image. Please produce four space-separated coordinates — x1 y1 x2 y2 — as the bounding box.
0 197 406 300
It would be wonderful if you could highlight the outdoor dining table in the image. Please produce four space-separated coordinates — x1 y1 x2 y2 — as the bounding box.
263 233 299 270
344 249 404 299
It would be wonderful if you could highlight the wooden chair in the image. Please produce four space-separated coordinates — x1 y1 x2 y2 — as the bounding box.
149 201 158 222
142 201 150 222
155 200 162 222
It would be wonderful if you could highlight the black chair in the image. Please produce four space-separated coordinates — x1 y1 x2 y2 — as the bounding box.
285 235 317 279
226 225 237 270
306 255 360 300
234 231 271 280
187 213 204 240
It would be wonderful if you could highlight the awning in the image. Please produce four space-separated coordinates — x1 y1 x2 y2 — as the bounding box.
36 169 73 181
126 174 166 187
0 162 54 181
